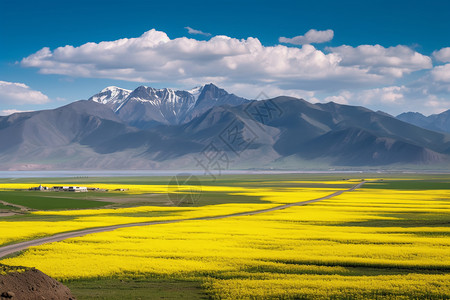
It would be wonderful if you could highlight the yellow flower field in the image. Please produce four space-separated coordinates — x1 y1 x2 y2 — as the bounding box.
1 181 449 299
0 181 354 196
0 184 343 246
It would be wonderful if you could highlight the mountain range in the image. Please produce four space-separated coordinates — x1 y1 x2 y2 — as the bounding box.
0 83 449 171
88 84 249 128
396 110 450 134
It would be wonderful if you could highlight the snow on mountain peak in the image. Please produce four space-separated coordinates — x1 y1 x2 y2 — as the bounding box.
88 83 248 127
89 86 131 105
187 86 204 101
101 86 131 93
92 85 213 107
127 85 206 105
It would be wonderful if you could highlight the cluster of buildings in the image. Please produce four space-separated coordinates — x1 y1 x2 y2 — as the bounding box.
30 185 88 192
29 185 128 192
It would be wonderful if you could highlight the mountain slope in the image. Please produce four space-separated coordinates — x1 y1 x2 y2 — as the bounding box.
154 96 450 167
316 102 450 153
0 101 144 169
397 110 450 133
294 127 445 166
0 101 129 153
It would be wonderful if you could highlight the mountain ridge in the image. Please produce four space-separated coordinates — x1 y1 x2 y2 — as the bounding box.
0 84 449 170
397 110 450 134
89 83 250 128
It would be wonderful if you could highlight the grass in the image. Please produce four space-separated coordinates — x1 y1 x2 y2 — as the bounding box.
340 212 450 228
2 213 76 222
65 278 207 300
0 172 380 186
365 180 450 190
0 191 112 210
0 203 19 210
0 263 28 275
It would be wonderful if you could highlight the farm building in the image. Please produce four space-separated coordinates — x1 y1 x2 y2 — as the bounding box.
53 186 88 192
29 185 49 191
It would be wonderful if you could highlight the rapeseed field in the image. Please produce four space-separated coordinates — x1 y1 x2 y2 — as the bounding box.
1 178 448 299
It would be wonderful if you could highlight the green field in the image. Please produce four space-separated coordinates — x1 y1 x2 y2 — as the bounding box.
0 191 112 210
365 180 450 190
0 203 19 210
65 278 207 299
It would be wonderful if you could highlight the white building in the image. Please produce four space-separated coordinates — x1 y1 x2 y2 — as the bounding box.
30 184 48 191
68 186 88 192
53 186 87 192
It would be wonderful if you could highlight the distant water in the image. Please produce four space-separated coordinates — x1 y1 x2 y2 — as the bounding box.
0 170 365 178
0 170 195 178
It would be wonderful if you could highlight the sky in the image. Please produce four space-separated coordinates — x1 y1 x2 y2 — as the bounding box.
1 0 450 116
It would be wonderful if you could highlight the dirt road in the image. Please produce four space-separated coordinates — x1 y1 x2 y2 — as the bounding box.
0 200 29 212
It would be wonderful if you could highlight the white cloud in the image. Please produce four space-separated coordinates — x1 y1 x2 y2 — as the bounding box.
328 45 432 77
185 26 211 36
229 82 447 116
0 109 30 116
357 86 407 105
405 61 450 98
0 81 49 105
322 86 406 108
318 84 450 115
218 82 316 100
433 47 450 63
279 29 334 45
430 63 450 83
21 29 433 93
399 92 450 115
323 91 352 105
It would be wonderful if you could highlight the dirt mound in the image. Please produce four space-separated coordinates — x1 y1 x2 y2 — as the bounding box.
0 265 75 300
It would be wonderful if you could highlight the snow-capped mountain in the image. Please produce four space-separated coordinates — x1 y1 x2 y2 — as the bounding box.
89 83 249 128
89 86 131 111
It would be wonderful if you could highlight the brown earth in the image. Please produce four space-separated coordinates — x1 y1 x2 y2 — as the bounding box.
0 201 29 213
0 213 18 217
0 266 75 300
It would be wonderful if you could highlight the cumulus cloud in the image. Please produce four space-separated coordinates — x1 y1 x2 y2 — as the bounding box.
328 45 432 77
357 86 407 105
20 29 433 93
279 29 334 45
433 47 450 63
430 63 450 83
0 81 49 105
218 82 316 101
185 26 211 36
320 84 450 115
323 86 407 107
323 91 352 105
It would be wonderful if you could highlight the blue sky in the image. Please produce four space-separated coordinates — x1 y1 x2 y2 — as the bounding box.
1 0 450 115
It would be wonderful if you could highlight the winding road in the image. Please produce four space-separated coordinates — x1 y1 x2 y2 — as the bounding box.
0 181 367 259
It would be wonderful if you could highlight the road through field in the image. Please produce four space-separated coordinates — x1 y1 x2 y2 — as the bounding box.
0 181 367 259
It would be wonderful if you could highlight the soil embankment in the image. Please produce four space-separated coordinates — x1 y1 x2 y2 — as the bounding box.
0 264 74 300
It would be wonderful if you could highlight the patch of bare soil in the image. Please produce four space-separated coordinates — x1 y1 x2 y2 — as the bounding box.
0 265 75 300
0 201 29 213
0 212 17 218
